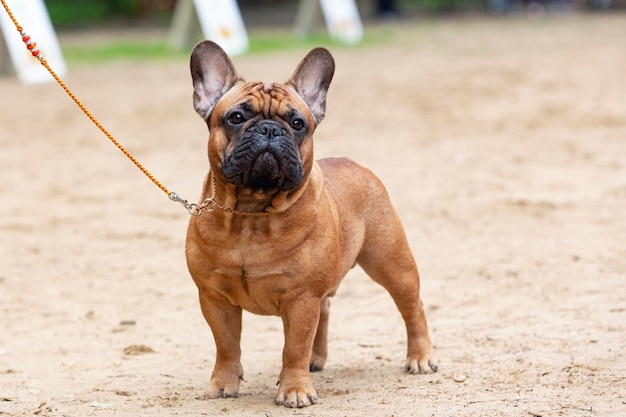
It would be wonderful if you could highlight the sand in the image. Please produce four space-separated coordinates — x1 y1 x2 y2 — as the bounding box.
1 14 625 417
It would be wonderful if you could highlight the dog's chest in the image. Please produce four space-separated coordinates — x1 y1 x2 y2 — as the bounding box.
210 264 293 316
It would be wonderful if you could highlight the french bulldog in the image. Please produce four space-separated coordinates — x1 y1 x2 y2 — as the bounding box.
186 41 437 408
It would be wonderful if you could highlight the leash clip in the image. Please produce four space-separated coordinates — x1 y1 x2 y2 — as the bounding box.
169 193 221 217
200 198 219 213
169 192 203 217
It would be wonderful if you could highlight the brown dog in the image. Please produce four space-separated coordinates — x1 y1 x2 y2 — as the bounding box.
185 41 437 408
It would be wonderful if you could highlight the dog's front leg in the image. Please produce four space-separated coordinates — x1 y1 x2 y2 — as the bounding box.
198 291 244 399
276 296 321 408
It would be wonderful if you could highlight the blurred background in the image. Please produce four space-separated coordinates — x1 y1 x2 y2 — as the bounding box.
44 0 624 28
44 0 625 36
25 0 623 66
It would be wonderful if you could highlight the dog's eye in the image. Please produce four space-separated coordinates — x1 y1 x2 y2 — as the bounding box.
291 118 305 131
227 112 245 126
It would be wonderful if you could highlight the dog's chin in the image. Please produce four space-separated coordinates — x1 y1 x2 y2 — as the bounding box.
224 152 302 192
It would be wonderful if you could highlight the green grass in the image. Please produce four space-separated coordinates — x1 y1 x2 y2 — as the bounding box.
62 27 396 64
63 41 184 63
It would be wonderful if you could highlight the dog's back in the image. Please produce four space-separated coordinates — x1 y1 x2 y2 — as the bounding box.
317 156 403 241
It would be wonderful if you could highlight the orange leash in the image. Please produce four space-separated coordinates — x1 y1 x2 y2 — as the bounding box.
0 0 275 218
0 0 208 215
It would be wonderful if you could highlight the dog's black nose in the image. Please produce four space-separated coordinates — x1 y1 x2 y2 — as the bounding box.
255 120 286 138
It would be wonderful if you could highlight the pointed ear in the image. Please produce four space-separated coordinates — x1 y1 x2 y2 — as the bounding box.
190 40 242 120
286 47 335 124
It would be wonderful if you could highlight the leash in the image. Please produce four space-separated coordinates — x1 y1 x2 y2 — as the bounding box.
1 0 268 217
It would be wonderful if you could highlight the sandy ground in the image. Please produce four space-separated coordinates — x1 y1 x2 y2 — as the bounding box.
1 14 625 417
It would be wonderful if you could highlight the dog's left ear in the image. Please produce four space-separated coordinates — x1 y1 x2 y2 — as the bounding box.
190 40 242 120
287 48 335 124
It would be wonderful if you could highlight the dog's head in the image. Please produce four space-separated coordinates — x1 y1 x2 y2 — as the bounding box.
190 41 334 193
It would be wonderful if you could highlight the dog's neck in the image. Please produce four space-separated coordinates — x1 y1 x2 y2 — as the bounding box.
205 164 321 216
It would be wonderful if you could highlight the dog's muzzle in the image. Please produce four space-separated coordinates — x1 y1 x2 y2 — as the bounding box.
222 120 303 191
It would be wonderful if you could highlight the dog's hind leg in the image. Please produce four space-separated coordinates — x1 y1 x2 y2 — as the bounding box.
309 295 332 371
356 213 437 375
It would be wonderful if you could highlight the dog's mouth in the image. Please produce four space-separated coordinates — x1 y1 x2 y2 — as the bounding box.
246 150 301 191
222 121 303 192
251 151 280 181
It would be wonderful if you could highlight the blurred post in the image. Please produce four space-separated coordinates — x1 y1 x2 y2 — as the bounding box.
294 0 363 45
0 29 13 76
293 0 323 38
168 0 248 55
167 0 203 50
319 0 363 45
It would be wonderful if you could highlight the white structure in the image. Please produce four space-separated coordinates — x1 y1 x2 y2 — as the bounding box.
0 0 66 84
169 0 249 56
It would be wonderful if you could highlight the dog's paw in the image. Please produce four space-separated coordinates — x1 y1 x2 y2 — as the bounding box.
198 371 243 399
199 381 240 400
198 386 238 400
404 354 438 375
309 356 326 372
275 383 317 408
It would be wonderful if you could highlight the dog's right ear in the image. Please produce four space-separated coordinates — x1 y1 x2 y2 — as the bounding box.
190 41 242 120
